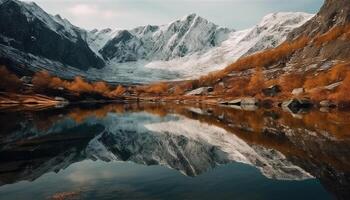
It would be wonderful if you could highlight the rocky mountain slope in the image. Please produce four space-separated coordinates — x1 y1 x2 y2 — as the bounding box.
0 0 315 82
186 0 350 101
286 0 350 64
0 0 104 72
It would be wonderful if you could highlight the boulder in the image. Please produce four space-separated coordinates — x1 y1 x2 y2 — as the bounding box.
292 88 304 96
282 98 313 113
54 97 67 102
20 76 32 84
228 98 242 105
220 97 258 106
320 107 330 113
324 82 342 90
241 97 258 105
262 85 281 97
320 100 336 107
241 104 258 111
185 87 213 96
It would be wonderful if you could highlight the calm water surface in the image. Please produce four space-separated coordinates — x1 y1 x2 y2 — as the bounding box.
0 103 349 200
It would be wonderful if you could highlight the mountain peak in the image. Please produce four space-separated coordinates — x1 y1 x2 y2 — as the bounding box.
183 13 197 20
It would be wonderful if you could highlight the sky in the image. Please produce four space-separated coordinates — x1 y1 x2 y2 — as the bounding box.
23 0 324 31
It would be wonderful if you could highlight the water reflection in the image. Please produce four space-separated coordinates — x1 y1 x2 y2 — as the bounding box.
0 103 349 200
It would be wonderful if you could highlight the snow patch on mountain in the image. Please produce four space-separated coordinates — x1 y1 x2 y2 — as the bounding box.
87 28 121 56
17 1 81 43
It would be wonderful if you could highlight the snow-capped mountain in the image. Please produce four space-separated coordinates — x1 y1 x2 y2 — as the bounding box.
92 13 232 63
0 0 104 71
144 12 314 78
0 0 313 82
87 12 313 82
87 28 120 56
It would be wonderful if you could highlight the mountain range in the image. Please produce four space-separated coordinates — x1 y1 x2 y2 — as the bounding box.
0 0 313 82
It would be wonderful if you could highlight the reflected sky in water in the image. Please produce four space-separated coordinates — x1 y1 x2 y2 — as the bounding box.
0 160 330 200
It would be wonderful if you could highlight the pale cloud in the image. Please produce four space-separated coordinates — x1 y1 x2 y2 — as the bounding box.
67 4 118 20
22 0 324 30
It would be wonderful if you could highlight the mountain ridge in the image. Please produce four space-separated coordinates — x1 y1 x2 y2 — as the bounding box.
0 0 105 71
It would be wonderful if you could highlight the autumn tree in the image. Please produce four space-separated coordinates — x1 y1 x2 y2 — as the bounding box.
247 67 265 95
144 82 169 96
109 85 126 97
330 72 350 101
278 73 304 92
32 70 53 92
0 66 22 92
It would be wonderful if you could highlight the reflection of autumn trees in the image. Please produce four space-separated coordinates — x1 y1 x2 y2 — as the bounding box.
2 103 350 173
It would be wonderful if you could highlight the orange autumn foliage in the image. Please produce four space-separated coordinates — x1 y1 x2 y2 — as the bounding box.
278 73 305 92
32 70 126 98
143 82 169 95
173 85 185 95
225 77 249 97
32 70 53 91
304 63 350 89
195 36 309 87
109 85 126 97
171 81 193 95
330 72 350 101
314 24 350 46
0 66 22 92
247 67 265 95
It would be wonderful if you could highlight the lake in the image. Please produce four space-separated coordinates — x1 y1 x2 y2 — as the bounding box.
0 103 349 200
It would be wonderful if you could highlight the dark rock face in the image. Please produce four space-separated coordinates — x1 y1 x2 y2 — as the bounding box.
99 30 144 62
288 0 350 40
0 0 104 70
282 0 350 70
262 85 281 97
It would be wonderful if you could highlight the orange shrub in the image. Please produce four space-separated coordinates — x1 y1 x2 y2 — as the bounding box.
226 78 249 97
92 81 110 95
278 73 304 92
309 89 330 101
143 82 169 95
49 77 67 89
109 85 126 97
304 63 350 89
314 24 350 46
32 70 51 88
66 76 93 93
173 85 185 95
246 67 265 95
330 71 350 101
0 66 22 92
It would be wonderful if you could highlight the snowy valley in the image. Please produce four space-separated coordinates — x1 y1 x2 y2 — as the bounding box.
0 0 313 83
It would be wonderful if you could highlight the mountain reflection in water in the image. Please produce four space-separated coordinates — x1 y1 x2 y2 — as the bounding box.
0 103 349 200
